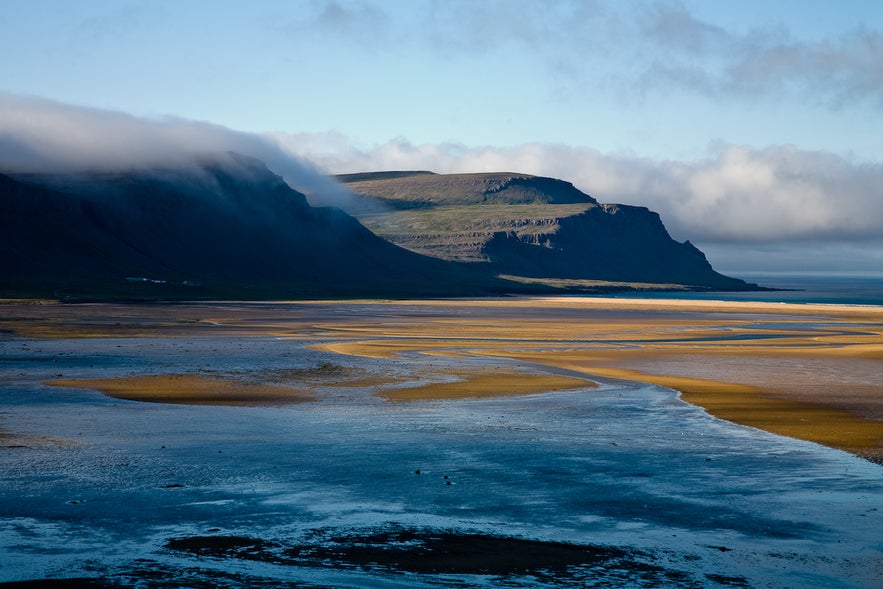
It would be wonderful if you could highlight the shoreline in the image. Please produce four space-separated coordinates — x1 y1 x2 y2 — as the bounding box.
468 349 883 464
4 297 882 589
4 296 880 463
299 297 883 463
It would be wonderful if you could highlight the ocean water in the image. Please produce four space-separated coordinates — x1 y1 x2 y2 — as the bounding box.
1 335 881 588
738 274 883 305
615 274 883 306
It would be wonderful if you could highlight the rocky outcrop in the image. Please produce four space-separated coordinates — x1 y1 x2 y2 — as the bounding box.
339 172 754 290
1 159 756 299
0 154 507 299
483 204 746 288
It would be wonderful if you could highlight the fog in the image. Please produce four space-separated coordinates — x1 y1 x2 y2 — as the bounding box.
4 93 881 275
0 93 354 208
275 133 883 274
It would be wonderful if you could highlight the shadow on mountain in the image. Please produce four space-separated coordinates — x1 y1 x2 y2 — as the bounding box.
1 157 762 300
1 154 511 300
337 171 757 291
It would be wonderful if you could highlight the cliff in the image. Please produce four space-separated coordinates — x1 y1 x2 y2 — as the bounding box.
0 154 507 299
336 172 753 290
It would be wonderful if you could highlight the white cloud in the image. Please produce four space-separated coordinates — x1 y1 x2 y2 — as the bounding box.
272 132 883 246
0 93 352 206
3 93 880 274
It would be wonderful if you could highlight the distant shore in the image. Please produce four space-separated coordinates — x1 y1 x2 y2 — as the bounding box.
4 297 879 463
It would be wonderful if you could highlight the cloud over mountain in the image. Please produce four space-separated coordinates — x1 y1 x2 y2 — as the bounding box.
274 134 883 247
3 93 880 274
0 93 352 207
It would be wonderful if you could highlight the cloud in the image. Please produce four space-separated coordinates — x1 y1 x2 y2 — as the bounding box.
3 94 880 274
639 2 730 54
272 133 883 246
0 93 352 206
420 0 601 54
638 4 883 108
647 145 883 243
274 0 391 46
280 1 883 110
698 241 883 275
69 4 158 47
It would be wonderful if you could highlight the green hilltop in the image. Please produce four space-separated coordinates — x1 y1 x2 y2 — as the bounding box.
334 171 753 291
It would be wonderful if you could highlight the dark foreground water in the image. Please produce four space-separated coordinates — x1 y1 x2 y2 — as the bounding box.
1 335 881 588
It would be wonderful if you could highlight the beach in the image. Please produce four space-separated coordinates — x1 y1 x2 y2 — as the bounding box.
320 297 883 463
1 297 882 587
9 296 879 461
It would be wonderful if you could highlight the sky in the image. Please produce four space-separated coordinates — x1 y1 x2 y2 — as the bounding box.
2 0 883 275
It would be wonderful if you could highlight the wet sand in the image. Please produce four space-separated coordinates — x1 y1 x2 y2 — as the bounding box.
47 374 316 406
4 298 883 589
45 368 588 405
469 349 883 462
306 298 883 461
4 296 881 461
379 369 592 401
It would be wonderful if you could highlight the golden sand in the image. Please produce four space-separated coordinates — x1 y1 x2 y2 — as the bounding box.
10 296 881 461
48 374 316 406
380 369 593 401
469 349 883 460
303 298 883 461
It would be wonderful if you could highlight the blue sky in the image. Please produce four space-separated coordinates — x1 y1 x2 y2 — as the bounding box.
2 0 883 274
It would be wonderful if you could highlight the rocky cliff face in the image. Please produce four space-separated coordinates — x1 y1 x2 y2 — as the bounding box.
1 158 755 299
483 203 743 287
0 154 505 299
338 172 752 290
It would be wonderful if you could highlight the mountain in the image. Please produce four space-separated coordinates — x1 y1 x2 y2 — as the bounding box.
334 171 754 290
0 154 509 299
1 157 758 300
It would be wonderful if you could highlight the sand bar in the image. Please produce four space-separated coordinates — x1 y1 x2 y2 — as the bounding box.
7 297 881 461
304 298 883 462
380 369 593 401
47 374 316 406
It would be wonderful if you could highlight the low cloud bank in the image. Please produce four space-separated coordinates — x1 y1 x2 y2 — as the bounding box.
274 133 883 247
0 93 352 206
3 94 880 274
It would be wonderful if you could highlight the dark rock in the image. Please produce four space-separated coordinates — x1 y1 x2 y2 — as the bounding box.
0 155 508 300
339 171 758 291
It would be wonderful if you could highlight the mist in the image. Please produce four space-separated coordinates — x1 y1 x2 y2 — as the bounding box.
4 93 881 275
274 133 883 274
0 93 355 209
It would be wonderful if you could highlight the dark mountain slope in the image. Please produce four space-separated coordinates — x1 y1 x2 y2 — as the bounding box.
0 154 509 299
337 172 753 290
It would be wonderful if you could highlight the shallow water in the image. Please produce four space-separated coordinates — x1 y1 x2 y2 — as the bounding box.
1 335 882 588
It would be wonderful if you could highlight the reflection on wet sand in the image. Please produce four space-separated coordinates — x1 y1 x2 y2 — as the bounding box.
378 369 592 401
4 296 880 461
307 298 883 462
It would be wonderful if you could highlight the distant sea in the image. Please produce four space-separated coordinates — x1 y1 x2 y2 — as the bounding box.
623 274 883 306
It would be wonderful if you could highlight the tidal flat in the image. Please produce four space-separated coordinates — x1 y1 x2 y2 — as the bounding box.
1 298 881 588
